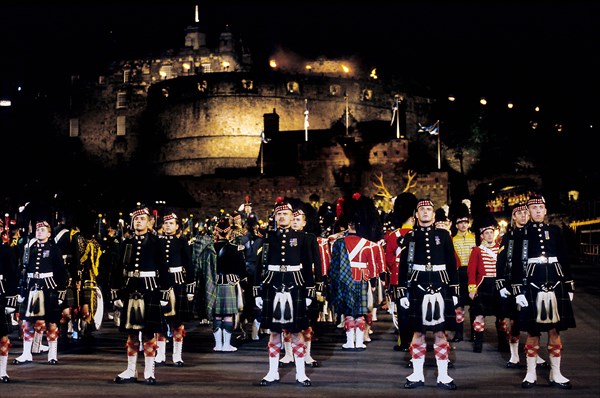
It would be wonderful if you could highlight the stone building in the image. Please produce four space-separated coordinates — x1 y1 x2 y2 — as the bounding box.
59 19 447 219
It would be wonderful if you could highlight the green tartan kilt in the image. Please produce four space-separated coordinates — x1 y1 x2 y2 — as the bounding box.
213 283 239 316
348 280 370 317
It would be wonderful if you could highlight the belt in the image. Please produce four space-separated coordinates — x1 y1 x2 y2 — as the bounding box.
412 264 446 272
268 265 302 272
168 266 183 273
127 271 157 277
528 256 558 264
350 261 367 269
27 272 54 278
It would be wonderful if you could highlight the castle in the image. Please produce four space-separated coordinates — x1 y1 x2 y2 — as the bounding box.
61 19 448 219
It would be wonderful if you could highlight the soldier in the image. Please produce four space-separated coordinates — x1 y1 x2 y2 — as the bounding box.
279 206 322 368
254 197 315 387
155 212 195 366
398 199 459 390
13 220 67 365
467 213 504 353
111 206 168 385
329 193 385 352
207 217 247 352
1 226 19 382
451 202 475 343
511 195 575 389
496 202 548 369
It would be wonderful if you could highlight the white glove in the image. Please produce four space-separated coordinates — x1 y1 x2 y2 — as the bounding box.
316 291 324 302
255 297 263 309
568 292 573 301
452 296 458 306
17 295 25 303
305 298 312 307
400 297 410 309
187 293 195 302
499 287 510 298
5 307 15 314
113 299 124 309
515 294 528 307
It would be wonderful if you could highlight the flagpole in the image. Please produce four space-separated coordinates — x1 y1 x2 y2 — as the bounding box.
304 98 309 142
436 120 441 170
260 132 264 175
395 95 400 139
344 93 349 136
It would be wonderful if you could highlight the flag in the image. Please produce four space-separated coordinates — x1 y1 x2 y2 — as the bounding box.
260 130 270 144
418 120 439 135
390 97 398 126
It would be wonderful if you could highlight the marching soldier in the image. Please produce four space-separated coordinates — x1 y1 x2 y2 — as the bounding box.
329 193 385 352
254 197 315 387
112 206 168 385
510 195 575 389
1 226 19 381
13 220 67 365
155 212 195 366
467 213 504 353
398 199 459 390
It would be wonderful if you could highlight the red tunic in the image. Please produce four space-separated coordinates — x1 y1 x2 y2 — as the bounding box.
467 243 499 291
385 226 412 286
344 235 385 281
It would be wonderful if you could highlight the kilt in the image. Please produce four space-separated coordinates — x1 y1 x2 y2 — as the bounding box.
407 284 456 334
518 280 576 334
19 287 62 325
470 277 502 317
118 277 166 336
0 307 12 336
347 280 370 317
457 267 472 307
213 283 239 316
164 283 193 325
260 271 309 333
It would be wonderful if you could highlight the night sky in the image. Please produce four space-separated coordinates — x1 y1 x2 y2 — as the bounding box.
1 1 597 119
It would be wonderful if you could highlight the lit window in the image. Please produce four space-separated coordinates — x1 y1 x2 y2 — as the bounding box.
242 79 254 90
69 118 79 137
116 92 128 109
362 89 373 101
202 63 211 73
329 84 341 96
116 116 126 136
287 81 300 94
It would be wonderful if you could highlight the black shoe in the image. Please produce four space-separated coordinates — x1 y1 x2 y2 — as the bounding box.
297 378 311 387
406 361 413 368
521 380 536 389
12 358 31 365
145 377 156 385
404 380 424 389
506 361 519 369
307 361 319 368
154 360 166 366
174 361 184 367
1 376 9 383
114 375 137 384
448 361 454 369
48 359 58 365
550 380 572 389
259 378 278 386
450 335 463 342
438 381 457 390
537 361 550 369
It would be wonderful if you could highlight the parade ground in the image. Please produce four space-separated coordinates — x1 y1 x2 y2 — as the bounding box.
2 262 599 398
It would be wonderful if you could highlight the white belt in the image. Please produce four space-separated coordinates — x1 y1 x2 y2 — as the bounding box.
27 272 54 278
168 266 183 273
413 264 446 272
268 265 302 272
528 256 558 264
127 271 157 277
350 261 367 269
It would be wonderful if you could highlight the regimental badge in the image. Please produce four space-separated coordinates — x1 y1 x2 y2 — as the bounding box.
43 250 50 258
290 238 298 247
435 236 441 245
544 231 550 240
